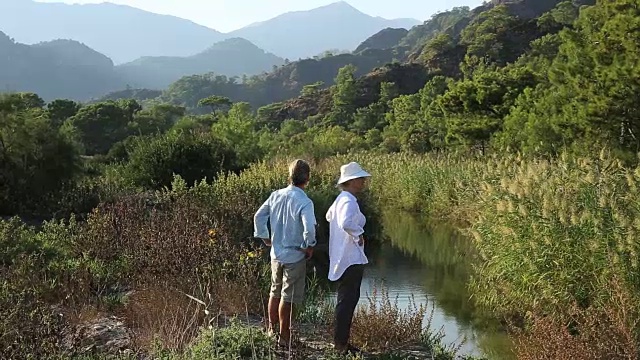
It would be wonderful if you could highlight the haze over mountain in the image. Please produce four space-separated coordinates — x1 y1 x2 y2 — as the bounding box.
0 0 420 63
0 0 225 64
0 31 121 100
0 32 285 100
227 2 421 60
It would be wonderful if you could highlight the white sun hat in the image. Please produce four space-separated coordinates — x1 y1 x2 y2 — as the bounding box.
337 162 372 185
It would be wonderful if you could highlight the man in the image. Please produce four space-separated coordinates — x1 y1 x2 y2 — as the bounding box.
253 159 316 347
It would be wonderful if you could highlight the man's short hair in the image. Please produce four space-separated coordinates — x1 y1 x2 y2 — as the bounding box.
289 159 310 186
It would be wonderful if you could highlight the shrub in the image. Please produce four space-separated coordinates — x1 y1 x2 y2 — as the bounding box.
185 319 273 360
116 132 240 190
350 287 426 352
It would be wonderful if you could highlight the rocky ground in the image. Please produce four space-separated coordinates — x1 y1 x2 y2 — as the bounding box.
61 314 434 359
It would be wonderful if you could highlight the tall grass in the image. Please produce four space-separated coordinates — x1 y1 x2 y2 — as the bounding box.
326 150 640 358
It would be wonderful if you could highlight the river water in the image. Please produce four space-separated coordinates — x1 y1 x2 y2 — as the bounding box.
326 211 514 359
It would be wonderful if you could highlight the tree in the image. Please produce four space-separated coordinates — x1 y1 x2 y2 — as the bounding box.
256 102 284 131
326 65 358 127
459 6 540 77
47 99 80 128
351 82 397 134
129 104 185 136
212 102 263 166
501 0 640 156
382 93 429 152
0 109 80 216
198 95 233 113
0 93 45 112
537 1 581 32
120 132 239 190
64 100 141 155
301 81 324 98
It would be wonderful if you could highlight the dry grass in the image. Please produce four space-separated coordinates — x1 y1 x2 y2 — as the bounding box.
513 279 640 360
122 287 206 352
350 286 427 352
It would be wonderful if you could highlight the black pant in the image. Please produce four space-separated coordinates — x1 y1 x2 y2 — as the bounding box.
334 264 364 346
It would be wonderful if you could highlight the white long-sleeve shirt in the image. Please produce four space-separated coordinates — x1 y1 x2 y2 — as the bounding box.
326 191 368 281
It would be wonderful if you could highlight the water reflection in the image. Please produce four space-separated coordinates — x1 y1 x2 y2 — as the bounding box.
332 211 515 359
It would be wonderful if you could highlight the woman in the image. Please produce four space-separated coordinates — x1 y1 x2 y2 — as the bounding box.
325 161 371 354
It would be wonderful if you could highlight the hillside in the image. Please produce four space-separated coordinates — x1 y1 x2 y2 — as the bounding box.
116 38 285 90
255 0 597 124
0 32 123 100
0 0 224 64
216 2 420 60
159 49 399 110
354 28 409 53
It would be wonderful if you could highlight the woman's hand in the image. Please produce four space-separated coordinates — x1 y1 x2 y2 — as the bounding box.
261 238 272 247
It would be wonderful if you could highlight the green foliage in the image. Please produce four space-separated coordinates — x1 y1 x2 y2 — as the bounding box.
115 132 239 190
460 6 540 77
64 100 141 155
211 102 263 166
537 1 581 31
185 320 272 359
47 99 81 127
0 105 81 217
0 216 90 358
500 0 640 157
198 95 232 113
0 92 45 111
403 6 472 54
130 103 185 136
161 74 243 110
326 64 358 127
301 81 325 97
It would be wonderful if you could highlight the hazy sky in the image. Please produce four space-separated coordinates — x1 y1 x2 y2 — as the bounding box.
36 0 484 32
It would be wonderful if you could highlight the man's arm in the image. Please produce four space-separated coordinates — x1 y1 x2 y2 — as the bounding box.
253 194 272 245
300 200 317 250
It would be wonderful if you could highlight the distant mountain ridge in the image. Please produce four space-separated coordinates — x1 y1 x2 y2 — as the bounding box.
0 32 285 100
0 32 121 100
0 0 224 64
116 38 285 89
0 0 420 63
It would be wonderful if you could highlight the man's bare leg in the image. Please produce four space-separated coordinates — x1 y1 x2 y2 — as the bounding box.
278 300 293 345
268 296 280 336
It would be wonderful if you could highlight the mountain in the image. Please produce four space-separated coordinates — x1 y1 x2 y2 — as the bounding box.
0 0 224 64
227 2 421 60
0 32 283 101
0 32 123 101
1 0 419 63
116 38 285 89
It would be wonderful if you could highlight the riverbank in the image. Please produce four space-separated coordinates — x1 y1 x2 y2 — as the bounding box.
60 301 451 360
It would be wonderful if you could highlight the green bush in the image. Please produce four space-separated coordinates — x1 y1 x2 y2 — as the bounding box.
114 132 240 190
0 109 81 218
185 320 272 359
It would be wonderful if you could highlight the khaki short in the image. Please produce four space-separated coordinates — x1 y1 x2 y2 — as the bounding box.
270 258 306 304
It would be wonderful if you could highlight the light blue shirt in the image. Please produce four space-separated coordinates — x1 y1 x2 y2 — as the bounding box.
254 185 317 264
